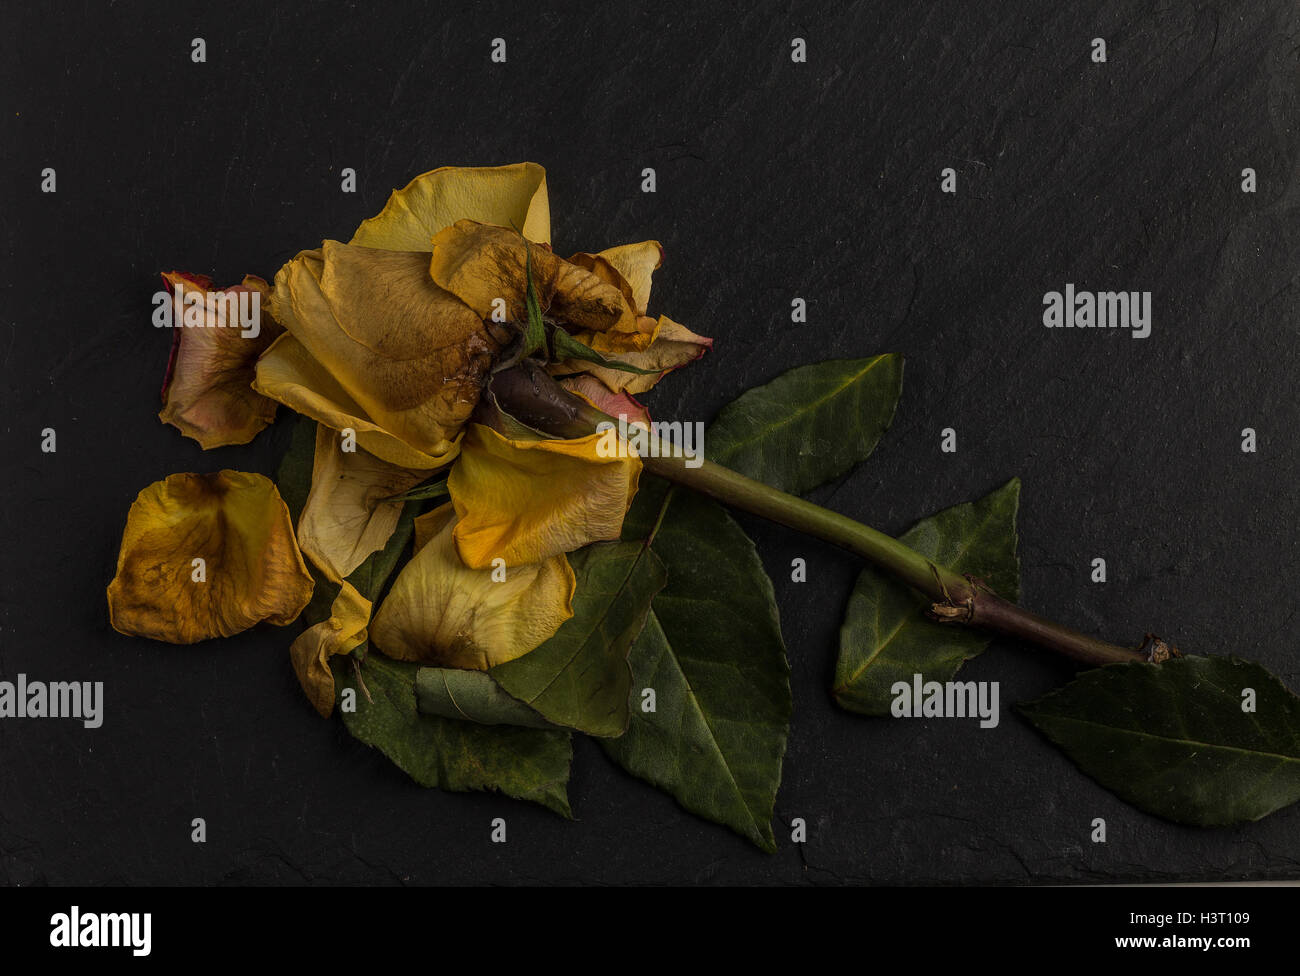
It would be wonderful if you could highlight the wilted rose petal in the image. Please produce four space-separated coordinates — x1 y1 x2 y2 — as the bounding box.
448 423 641 569
560 374 652 427
553 315 712 395
351 162 551 250
428 220 639 338
296 424 426 580
569 240 663 316
371 503 575 670
158 272 283 448
254 333 447 470
107 471 313 644
289 577 370 718
253 243 508 468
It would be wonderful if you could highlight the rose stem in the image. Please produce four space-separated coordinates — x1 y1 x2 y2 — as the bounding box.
490 362 1161 668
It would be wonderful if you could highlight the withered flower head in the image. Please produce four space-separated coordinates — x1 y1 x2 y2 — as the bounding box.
120 163 711 709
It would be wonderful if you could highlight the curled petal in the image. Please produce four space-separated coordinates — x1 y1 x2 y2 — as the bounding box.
107 471 313 644
253 334 453 470
552 315 713 395
254 243 506 466
448 423 641 569
568 312 658 355
351 162 551 250
158 272 284 448
289 578 370 718
429 220 638 337
559 374 652 428
371 503 575 670
570 240 663 315
296 424 426 580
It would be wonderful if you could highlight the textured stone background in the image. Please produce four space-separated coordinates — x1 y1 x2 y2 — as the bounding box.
2 0 1298 884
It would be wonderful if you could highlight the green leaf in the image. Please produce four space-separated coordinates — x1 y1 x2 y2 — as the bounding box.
281 423 418 630
382 476 449 504
295 499 419 656
418 668 560 728
705 355 903 494
491 541 666 737
834 479 1020 716
346 501 419 606
550 328 660 375
1019 656 1300 826
521 245 546 358
274 413 318 524
336 653 573 817
604 483 792 852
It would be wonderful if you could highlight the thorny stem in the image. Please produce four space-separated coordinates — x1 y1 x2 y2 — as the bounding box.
490 362 1175 669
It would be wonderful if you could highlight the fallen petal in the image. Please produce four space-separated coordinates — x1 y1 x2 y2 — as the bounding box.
158 272 283 448
107 471 314 644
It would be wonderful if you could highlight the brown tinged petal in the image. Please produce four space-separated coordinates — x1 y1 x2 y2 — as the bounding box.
568 240 663 316
157 272 284 448
551 315 713 395
370 503 575 671
107 471 314 644
428 220 639 337
289 575 370 718
563 241 664 353
254 242 508 467
253 333 453 470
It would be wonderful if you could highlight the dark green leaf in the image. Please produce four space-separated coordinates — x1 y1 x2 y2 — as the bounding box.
834 479 1020 715
345 500 419 607
274 414 318 524
296 500 419 657
706 355 903 493
491 541 666 737
1019 656 1300 826
604 483 791 852
550 327 660 375
336 653 573 817
382 476 449 504
521 245 546 358
417 668 559 729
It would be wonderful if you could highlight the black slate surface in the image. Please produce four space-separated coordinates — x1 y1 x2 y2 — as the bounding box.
2 0 1297 885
